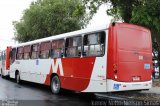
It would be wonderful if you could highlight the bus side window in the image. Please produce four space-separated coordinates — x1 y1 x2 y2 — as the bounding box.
51 39 64 58
11 48 16 63
31 44 39 59
65 36 82 57
24 45 31 60
17 47 24 60
0 52 2 61
83 31 105 57
2 52 6 60
4 52 6 60
39 42 51 59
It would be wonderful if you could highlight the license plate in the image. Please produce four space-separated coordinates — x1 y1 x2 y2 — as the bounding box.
133 76 140 81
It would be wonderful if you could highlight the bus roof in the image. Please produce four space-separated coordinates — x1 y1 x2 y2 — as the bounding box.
12 24 108 48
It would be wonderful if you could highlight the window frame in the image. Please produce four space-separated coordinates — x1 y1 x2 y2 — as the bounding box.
31 44 39 59
10 48 16 63
16 46 24 60
51 39 65 59
65 35 82 58
23 45 31 60
82 31 106 57
39 41 51 59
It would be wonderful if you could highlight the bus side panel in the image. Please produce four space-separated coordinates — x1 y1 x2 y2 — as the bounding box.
44 58 95 91
60 57 96 91
6 47 11 70
44 56 107 92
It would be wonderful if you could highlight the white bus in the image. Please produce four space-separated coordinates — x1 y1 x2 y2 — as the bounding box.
8 22 152 94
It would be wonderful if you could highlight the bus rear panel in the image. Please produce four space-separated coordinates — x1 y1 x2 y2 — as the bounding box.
107 23 152 92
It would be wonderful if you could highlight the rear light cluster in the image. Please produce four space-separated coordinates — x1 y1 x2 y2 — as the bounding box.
113 64 118 79
113 64 118 73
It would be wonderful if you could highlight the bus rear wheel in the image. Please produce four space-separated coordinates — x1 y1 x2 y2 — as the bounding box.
50 76 61 94
16 72 20 84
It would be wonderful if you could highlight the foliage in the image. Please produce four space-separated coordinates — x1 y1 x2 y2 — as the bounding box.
86 0 160 41
13 0 90 42
130 0 160 37
82 0 108 15
84 0 142 22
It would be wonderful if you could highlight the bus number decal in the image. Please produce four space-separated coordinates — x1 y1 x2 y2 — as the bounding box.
52 59 64 76
144 64 150 70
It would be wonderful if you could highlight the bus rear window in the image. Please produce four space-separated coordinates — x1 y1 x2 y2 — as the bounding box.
117 28 151 51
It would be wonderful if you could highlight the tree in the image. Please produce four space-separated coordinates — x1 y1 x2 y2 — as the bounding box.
85 0 160 42
84 0 142 22
130 0 160 41
13 0 90 42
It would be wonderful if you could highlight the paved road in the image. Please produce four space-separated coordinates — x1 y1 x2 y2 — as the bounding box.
0 77 96 106
2 76 158 106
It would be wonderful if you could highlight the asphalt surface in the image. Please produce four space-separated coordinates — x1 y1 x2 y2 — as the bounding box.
1 76 159 106
0 77 96 106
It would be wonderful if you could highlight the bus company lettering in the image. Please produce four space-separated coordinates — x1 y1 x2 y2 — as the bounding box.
44 59 64 85
52 59 64 76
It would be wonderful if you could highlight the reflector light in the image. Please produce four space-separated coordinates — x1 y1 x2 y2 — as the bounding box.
123 85 126 87
114 75 118 79
113 64 117 69
114 70 117 73
144 84 148 86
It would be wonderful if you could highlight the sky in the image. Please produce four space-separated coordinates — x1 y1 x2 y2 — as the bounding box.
0 0 112 50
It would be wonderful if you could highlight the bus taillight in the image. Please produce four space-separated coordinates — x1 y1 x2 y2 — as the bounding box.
113 64 118 74
114 75 118 79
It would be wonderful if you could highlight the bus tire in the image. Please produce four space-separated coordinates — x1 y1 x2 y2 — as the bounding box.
15 72 20 84
50 75 61 94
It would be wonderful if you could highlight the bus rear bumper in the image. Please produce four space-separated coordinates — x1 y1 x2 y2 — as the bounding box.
82 80 107 92
106 79 152 92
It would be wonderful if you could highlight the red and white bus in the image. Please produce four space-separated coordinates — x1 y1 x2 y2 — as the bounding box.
8 22 152 94
0 47 11 77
